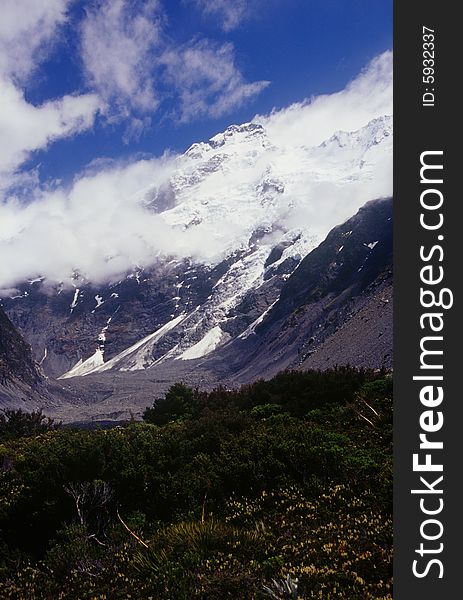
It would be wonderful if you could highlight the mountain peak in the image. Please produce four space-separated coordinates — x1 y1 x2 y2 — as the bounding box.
320 115 392 150
184 122 267 160
208 122 267 148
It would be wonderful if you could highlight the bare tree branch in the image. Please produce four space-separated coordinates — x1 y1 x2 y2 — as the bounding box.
116 508 149 548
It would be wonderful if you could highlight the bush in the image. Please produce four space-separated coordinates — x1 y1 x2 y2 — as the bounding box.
0 368 392 598
0 409 60 441
143 383 198 425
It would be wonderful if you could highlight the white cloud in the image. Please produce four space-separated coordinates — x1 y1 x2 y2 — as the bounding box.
161 39 269 121
0 76 99 178
257 51 393 148
79 0 268 123
0 157 178 290
187 0 249 31
0 0 99 183
79 0 268 126
0 0 70 81
80 0 162 116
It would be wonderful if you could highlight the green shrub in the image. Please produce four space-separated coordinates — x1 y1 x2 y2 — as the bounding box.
0 367 392 598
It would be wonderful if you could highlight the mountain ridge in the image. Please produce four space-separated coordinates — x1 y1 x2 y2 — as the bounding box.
0 306 57 409
198 196 393 383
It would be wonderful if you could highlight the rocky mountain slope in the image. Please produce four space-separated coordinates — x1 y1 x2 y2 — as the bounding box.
206 197 393 382
2 115 392 385
0 307 51 409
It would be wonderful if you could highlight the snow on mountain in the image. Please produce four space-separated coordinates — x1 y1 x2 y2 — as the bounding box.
60 313 186 377
84 116 391 372
146 116 392 262
177 326 225 361
60 348 105 379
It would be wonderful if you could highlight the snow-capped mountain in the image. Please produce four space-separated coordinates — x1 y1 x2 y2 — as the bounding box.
2 114 392 381
150 116 391 260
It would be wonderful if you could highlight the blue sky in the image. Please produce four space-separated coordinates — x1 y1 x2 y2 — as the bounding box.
2 0 392 185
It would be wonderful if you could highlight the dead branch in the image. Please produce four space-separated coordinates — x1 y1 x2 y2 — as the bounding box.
116 508 149 548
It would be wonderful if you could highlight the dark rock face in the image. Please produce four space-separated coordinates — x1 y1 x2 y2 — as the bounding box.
0 306 41 388
2 247 291 378
0 306 53 408
206 197 393 382
281 199 391 308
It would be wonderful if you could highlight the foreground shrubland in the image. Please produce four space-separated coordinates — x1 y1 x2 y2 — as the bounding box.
0 368 392 598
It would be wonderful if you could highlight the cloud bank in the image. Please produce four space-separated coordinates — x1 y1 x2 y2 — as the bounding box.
0 52 392 291
0 157 176 289
257 51 393 148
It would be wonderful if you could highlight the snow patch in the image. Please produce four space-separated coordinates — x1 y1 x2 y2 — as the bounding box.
365 241 379 250
10 291 29 300
59 349 105 379
239 299 278 339
39 347 48 366
94 295 104 309
177 326 224 360
70 289 80 310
